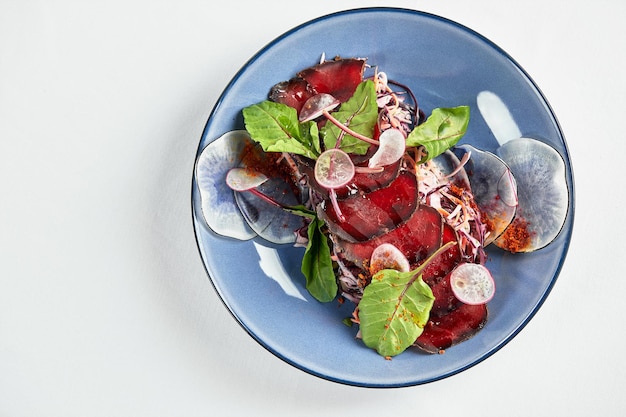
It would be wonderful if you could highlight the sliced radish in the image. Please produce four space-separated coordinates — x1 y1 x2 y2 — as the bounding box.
369 243 410 275
449 263 495 305
234 176 307 245
453 144 517 246
298 93 341 122
195 130 256 240
314 148 355 189
494 137 568 252
368 128 406 168
225 167 268 191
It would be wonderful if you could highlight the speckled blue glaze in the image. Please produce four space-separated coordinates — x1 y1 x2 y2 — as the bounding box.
191 7 574 387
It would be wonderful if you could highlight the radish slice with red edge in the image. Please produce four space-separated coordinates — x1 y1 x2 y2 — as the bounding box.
368 128 406 168
195 130 256 240
226 167 269 191
314 148 355 189
369 243 410 275
449 263 495 305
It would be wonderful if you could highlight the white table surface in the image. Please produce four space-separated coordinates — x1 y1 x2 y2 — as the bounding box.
2 0 624 416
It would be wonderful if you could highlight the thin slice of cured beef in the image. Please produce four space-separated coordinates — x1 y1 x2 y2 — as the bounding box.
414 302 488 353
268 77 315 114
421 222 462 283
296 58 366 103
333 204 447 269
320 171 418 242
429 270 463 317
268 58 366 114
333 159 401 199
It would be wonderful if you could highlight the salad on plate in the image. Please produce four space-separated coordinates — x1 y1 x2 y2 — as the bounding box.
195 55 568 359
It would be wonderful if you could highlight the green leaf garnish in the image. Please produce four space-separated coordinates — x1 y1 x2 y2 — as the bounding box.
284 204 316 219
242 101 321 159
406 106 470 162
301 217 337 302
322 80 378 155
358 242 454 357
359 270 434 357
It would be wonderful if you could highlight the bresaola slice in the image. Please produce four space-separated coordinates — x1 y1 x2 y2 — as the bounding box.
269 58 366 114
334 160 401 198
334 204 447 269
268 77 315 114
320 171 418 242
421 222 462 283
429 271 463 317
414 303 488 353
296 58 366 102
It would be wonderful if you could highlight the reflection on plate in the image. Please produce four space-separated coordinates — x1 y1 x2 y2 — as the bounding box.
191 7 574 387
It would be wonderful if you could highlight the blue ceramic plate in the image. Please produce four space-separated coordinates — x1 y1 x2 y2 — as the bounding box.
191 8 574 387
